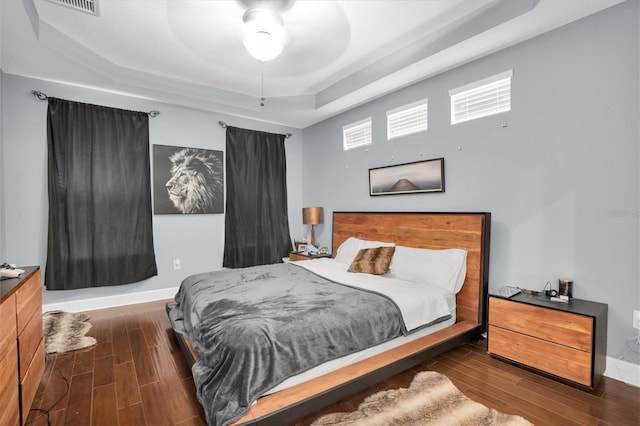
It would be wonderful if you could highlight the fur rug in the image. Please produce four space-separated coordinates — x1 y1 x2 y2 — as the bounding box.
311 371 533 426
43 311 97 354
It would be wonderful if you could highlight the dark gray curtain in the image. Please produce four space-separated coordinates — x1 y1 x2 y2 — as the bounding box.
223 126 292 267
45 97 157 290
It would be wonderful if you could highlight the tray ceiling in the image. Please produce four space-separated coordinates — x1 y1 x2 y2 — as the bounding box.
1 0 623 128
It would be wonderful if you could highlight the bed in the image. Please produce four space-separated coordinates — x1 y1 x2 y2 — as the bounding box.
168 211 491 425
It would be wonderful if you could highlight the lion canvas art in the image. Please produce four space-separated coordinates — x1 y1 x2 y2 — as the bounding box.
153 145 224 214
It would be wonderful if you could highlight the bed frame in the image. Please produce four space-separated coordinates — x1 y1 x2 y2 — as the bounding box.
170 211 491 425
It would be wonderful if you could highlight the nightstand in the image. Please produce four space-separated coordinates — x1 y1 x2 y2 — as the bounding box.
488 293 607 390
289 252 332 262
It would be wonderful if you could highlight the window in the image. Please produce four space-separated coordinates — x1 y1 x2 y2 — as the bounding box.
450 70 512 125
387 99 428 140
343 117 372 151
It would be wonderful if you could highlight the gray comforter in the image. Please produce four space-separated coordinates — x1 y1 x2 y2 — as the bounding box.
168 262 407 426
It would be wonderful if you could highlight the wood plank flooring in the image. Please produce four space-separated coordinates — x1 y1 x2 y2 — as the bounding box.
28 300 205 426
28 299 639 426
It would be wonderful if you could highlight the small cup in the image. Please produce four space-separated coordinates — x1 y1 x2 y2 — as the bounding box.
559 278 573 298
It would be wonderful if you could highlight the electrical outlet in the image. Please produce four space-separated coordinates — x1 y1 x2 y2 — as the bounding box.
173 258 181 270
634 310 640 330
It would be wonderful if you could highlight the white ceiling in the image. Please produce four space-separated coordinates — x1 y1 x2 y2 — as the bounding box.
1 0 624 128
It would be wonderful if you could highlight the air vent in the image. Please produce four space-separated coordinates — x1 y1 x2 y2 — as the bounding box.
46 0 99 16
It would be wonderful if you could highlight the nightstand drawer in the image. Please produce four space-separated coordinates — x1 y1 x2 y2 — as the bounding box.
289 252 310 261
489 297 592 352
489 325 592 386
289 252 332 261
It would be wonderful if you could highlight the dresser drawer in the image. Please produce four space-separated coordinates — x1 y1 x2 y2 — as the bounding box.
0 343 20 426
489 297 593 352
0 267 44 426
489 325 592 386
0 293 17 362
16 270 42 336
0 387 20 426
21 338 45 422
18 311 43 381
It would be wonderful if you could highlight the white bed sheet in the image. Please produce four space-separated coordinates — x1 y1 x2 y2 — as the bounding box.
294 258 452 332
264 258 457 396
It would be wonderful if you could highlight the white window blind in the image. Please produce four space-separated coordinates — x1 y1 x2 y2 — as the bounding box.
450 70 512 125
343 117 372 151
387 99 428 140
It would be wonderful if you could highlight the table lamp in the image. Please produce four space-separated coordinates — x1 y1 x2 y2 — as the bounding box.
302 207 324 246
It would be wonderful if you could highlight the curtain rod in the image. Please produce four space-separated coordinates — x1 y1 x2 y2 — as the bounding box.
30 90 160 117
218 120 292 139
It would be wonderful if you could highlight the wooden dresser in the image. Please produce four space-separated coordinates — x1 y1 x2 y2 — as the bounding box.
0 267 45 425
488 293 607 390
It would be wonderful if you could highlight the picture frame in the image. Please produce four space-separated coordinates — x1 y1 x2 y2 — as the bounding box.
153 145 224 214
296 243 309 253
369 157 445 196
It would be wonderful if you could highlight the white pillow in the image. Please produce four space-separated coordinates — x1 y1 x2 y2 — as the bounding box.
334 237 395 264
388 246 467 293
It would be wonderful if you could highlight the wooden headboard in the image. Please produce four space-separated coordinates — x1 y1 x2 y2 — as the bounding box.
332 212 491 329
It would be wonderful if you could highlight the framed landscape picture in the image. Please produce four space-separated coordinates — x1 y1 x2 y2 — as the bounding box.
369 157 445 196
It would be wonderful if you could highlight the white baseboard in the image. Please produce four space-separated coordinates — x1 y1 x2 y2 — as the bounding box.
42 290 640 388
42 286 179 313
605 356 640 387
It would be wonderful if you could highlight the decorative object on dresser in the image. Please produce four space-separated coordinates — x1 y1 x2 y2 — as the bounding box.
311 371 532 426
488 293 607 390
43 311 97 354
302 206 324 246
1 263 25 278
0 266 45 426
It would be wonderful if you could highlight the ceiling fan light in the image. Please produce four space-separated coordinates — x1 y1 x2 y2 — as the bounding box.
244 31 283 62
242 8 285 62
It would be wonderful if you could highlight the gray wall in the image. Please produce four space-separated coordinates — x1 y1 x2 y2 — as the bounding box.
0 6 3 262
1 2 637 364
0 70 5 263
302 1 639 361
1 73 303 305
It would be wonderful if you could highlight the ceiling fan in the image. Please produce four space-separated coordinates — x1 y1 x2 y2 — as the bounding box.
239 0 295 62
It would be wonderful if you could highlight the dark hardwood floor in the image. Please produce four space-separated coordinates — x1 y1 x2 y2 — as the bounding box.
28 299 639 426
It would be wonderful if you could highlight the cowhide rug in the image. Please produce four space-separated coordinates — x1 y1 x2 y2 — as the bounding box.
43 310 97 354
311 371 533 426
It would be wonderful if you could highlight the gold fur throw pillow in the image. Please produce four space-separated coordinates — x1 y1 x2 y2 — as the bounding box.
348 246 396 275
